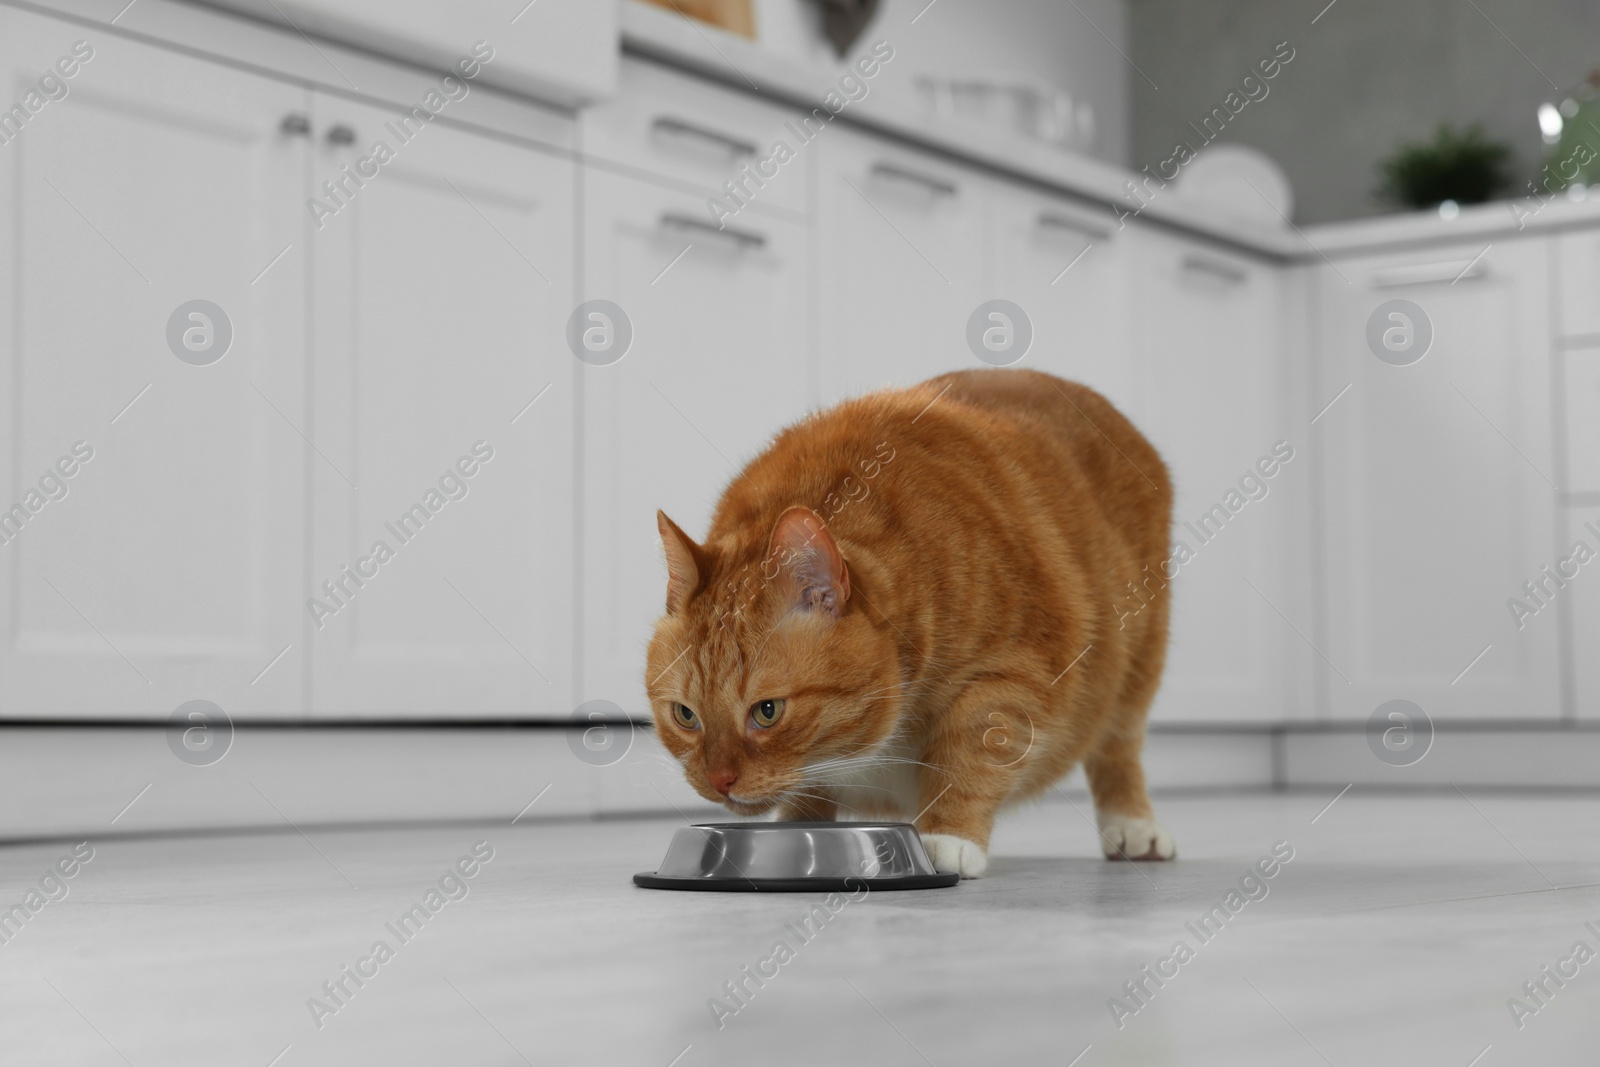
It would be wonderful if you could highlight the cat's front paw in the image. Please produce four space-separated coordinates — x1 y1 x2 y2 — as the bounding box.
920 833 988 878
1097 814 1176 861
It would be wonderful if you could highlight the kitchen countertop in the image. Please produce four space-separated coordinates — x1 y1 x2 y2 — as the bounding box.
1302 191 1600 258
621 0 1600 261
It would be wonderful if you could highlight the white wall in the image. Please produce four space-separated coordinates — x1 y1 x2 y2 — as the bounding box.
1129 0 1600 224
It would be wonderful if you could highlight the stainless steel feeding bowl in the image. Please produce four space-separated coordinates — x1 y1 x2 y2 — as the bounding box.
633 821 960 891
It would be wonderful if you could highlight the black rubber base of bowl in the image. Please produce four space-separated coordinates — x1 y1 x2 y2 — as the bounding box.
633 871 960 892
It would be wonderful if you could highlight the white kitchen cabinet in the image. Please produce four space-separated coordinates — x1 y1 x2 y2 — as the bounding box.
816 125 988 402
1566 507 1600 719
818 132 1137 403
582 56 807 218
1560 343 1600 497
1555 228 1600 338
0 13 309 717
1315 239 1561 719
2 0 1585 747
306 91 576 716
986 185 1138 412
1129 229 1308 723
580 168 812 715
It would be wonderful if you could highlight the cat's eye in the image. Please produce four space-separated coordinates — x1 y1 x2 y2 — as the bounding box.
750 698 785 729
673 704 700 730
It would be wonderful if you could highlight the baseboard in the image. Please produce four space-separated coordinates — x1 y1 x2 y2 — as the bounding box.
0 720 1592 843
0 723 714 844
1279 727 1600 789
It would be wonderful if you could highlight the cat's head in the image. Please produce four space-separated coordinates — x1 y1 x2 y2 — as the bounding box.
645 506 902 815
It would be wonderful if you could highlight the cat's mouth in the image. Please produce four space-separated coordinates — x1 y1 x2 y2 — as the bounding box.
722 793 779 816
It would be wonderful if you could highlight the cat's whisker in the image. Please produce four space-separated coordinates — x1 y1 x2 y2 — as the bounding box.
777 789 837 804
805 754 944 774
803 762 927 779
796 782 897 795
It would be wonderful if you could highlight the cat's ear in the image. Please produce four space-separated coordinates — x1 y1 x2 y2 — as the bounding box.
657 511 709 614
767 506 850 619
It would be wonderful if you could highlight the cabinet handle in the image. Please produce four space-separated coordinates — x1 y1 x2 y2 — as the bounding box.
870 161 959 197
280 113 311 137
651 116 757 157
660 212 767 248
1037 212 1112 242
326 124 357 145
1370 259 1488 288
1181 254 1247 284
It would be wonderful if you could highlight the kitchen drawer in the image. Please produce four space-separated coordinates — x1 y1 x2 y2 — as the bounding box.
1556 229 1600 337
1565 347 1600 494
581 57 808 216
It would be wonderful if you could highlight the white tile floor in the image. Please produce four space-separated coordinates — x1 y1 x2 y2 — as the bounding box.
2 791 1597 1066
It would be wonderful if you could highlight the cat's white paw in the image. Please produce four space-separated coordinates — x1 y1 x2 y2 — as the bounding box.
920 833 988 878
1097 814 1176 861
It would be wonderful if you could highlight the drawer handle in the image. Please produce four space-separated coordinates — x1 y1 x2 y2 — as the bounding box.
326 124 357 145
1037 212 1112 242
870 161 959 197
1181 254 1247 284
280 113 311 137
1370 260 1488 288
660 212 767 248
651 116 757 158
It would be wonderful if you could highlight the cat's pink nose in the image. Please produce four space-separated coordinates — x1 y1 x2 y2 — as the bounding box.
709 768 738 796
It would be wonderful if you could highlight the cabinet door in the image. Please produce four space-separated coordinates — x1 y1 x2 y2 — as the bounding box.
308 92 575 716
0 15 308 717
1556 229 1600 338
1560 343 1600 496
1567 507 1600 720
987 184 1138 412
1131 229 1307 723
580 169 811 714
816 127 987 402
1315 240 1560 719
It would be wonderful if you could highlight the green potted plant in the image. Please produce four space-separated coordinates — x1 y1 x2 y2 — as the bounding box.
1376 123 1512 212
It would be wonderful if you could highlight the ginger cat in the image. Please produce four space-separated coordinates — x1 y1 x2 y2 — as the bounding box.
645 369 1175 878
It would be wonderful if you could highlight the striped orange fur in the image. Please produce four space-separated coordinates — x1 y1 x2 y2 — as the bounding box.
646 368 1177 877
